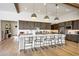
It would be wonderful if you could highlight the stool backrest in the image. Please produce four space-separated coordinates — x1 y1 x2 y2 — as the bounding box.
54 34 59 39
50 35 55 39
24 37 33 44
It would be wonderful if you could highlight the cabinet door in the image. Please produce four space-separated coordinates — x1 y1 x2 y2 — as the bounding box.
25 21 28 29
40 22 45 29
59 23 65 27
47 23 51 29
28 22 34 29
77 20 79 29
40 23 45 29
35 22 41 29
73 21 78 29
19 21 24 30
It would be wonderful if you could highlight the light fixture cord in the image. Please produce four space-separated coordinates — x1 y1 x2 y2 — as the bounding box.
56 4 58 17
33 3 35 13
46 3 47 16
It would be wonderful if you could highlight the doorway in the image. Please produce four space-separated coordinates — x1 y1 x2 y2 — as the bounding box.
1 20 18 40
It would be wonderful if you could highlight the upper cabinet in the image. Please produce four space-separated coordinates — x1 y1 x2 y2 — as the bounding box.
51 20 79 30
35 22 41 29
59 22 65 27
19 21 51 30
72 20 79 29
77 20 79 29
51 24 59 30
65 21 72 29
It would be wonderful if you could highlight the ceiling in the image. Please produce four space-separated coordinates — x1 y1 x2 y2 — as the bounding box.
0 3 79 16
0 3 16 12
0 3 79 24
19 3 79 16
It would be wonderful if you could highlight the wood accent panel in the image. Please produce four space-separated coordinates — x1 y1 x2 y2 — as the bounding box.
68 3 79 8
0 38 79 56
64 3 79 9
72 20 79 29
14 3 20 13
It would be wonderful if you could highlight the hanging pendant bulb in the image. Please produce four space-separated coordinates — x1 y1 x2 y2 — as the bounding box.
44 15 49 19
44 3 50 20
54 17 59 20
31 4 37 19
31 13 37 19
54 4 59 20
44 15 50 20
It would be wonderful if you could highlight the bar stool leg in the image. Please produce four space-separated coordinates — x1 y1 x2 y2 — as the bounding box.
40 37 41 47
24 37 26 53
54 38 56 48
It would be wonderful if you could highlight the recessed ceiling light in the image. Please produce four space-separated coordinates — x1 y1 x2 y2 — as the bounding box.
66 9 70 12
44 3 46 6
25 8 27 10
37 10 40 12
57 6 59 9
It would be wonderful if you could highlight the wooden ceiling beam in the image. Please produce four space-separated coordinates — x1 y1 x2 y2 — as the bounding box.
64 3 79 9
14 3 20 13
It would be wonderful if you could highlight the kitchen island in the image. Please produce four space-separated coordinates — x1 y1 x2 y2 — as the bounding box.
18 34 66 51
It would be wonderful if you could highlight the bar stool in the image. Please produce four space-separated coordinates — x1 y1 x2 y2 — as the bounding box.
44 36 51 48
58 34 63 46
24 36 33 53
40 36 45 49
50 35 56 47
61 34 66 45
34 36 42 51
54 34 59 47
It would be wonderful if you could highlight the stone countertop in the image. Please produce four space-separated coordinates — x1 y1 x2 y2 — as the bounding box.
66 34 79 35
19 34 66 37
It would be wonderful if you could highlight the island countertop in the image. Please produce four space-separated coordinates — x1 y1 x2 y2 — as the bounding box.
19 34 65 37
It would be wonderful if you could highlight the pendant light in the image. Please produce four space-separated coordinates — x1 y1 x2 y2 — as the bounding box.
44 3 49 20
54 4 59 20
31 4 37 19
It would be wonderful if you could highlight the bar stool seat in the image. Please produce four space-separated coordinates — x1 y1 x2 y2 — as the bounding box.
24 37 33 52
50 35 56 47
44 36 51 46
61 34 66 45
34 36 46 49
54 34 59 47
34 36 42 48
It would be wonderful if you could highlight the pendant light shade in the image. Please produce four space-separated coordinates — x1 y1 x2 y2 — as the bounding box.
54 17 59 20
44 15 49 19
54 4 59 20
31 13 37 18
31 4 37 19
44 3 50 20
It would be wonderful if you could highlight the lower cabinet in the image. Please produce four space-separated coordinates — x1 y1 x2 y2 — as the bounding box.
66 34 79 43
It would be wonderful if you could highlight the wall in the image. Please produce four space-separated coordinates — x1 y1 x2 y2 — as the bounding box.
67 30 79 34
10 21 17 36
0 20 1 41
0 10 79 25
1 21 17 39
0 11 52 23
51 11 79 24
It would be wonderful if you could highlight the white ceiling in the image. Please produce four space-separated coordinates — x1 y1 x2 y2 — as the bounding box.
0 3 78 16
0 3 79 24
19 3 79 16
0 3 16 12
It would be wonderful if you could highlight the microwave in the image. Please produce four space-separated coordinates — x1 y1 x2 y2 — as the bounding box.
66 25 72 29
